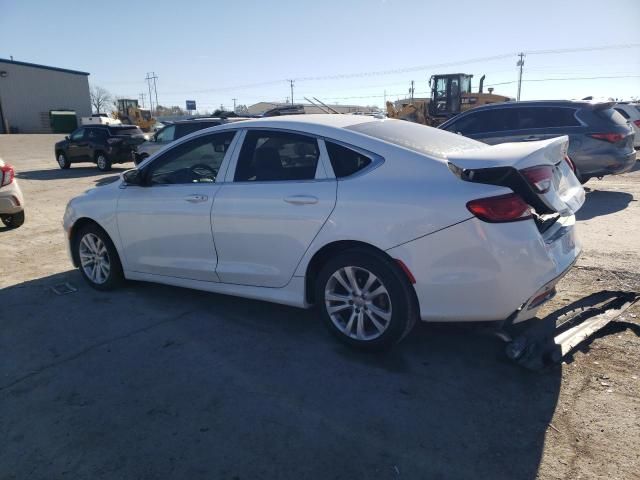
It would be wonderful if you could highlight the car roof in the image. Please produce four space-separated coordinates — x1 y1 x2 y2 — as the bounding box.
213 113 375 130
460 99 612 112
86 124 139 129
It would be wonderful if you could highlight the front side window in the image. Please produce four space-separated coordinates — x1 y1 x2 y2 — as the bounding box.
147 131 236 185
70 128 85 141
234 130 319 182
155 125 176 143
325 141 372 178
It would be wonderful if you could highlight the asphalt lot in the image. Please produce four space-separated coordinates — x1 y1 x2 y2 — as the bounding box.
1 134 639 480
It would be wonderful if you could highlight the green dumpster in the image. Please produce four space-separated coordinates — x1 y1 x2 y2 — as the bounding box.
49 110 77 133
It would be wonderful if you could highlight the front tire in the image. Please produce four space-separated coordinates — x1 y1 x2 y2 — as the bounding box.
1 211 25 228
96 153 112 172
57 152 70 169
315 250 417 350
75 223 123 290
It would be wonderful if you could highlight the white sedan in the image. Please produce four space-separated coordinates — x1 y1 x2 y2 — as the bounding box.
63 115 585 349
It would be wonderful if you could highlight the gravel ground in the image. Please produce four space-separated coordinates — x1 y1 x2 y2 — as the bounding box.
0 135 638 480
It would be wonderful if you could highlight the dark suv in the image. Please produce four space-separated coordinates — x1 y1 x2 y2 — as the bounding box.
439 100 636 183
55 125 146 171
134 117 248 165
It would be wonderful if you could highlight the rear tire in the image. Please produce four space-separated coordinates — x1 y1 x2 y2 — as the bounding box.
96 152 112 172
1 210 25 228
74 223 123 290
315 250 417 351
57 152 70 169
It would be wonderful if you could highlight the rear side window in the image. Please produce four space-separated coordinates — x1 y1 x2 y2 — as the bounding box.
515 107 580 129
614 108 630 119
325 141 372 177
109 126 142 136
87 128 107 141
597 108 629 126
234 130 319 182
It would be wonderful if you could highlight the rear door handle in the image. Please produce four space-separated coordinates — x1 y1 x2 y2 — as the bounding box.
284 195 319 205
184 194 209 203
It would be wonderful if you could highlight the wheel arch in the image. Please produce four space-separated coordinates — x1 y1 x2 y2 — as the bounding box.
69 217 116 267
304 240 415 305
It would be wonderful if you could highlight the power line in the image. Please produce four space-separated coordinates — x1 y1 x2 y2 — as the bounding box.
158 43 640 97
486 74 640 87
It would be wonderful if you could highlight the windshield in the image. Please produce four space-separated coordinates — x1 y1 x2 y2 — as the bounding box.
347 120 481 158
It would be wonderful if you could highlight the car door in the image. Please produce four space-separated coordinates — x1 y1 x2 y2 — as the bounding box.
116 130 238 281
212 129 337 288
85 127 107 158
66 128 88 161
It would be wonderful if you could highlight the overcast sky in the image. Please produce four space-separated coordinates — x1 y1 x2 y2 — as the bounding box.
1 0 639 111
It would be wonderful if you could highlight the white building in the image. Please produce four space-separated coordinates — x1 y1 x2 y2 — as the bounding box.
0 58 91 133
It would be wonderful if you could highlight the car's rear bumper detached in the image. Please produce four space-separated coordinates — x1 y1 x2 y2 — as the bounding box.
387 215 581 323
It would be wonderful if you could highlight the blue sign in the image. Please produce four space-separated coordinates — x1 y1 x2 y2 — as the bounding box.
186 100 196 110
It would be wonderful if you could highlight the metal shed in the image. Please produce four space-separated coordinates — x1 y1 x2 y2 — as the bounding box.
0 58 91 134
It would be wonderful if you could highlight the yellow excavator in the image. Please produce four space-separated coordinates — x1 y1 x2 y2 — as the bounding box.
113 99 155 132
386 73 511 126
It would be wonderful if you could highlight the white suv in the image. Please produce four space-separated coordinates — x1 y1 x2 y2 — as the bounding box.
614 103 640 149
0 158 25 228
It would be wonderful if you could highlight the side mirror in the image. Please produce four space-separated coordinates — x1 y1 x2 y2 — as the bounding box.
122 169 143 186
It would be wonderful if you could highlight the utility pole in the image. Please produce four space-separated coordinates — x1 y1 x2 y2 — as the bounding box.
410 80 415 102
145 73 155 114
151 72 159 112
516 52 525 102
288 79 295 104
384 89 387 105
232 98 237 112
138 93 146 109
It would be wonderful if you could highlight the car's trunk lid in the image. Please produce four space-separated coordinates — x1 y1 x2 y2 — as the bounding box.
447 136 585 216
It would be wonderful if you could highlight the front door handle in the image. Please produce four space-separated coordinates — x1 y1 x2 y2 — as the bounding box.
284 195 319 205
184 194 209 203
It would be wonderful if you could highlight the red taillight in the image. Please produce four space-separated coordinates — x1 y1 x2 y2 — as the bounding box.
564 155 576 172
634 120 640 128
466 193 533 223
521 165 553 193
1 164 15 187
590 133 624 143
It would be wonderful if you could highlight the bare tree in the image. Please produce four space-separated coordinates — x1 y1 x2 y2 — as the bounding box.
90 85 113 114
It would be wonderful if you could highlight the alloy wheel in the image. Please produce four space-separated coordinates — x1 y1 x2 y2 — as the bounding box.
324 266 392 341
58 154 66 168
97 155 107 170
79 233 111 284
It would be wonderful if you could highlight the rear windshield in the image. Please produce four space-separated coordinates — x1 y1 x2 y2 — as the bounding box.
596 108 629 126
109 126 143 136
347 120 481 158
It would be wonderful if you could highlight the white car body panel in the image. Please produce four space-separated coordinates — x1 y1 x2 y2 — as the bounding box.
63 115 585 326
0 158 25 215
